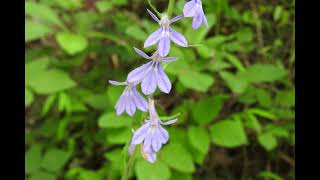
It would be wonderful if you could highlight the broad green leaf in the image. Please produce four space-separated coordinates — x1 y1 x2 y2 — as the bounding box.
125 25 148 41
29 172 55 180
27 69 76 94
25 58 50 75
106 128 132 144
210 119 248 148
25 88 34 107
220 71 248 94
179 70 214 92
259 171 284 180
104 148 123 170
273 6 283 21
55 0 83 10
258 132 277 151
170 171 192 180
98 112 132 128
135 160 171 180
25 2 63 27
25 145 42 174
191 96 225 125
41 148 71 172
25 20 52 42
96 1 112 13
275 89 295 107
238 64 287 83
160 112 181 121
160 143 195 173
187 126 210 154
56 32 88 55
223 53 246 72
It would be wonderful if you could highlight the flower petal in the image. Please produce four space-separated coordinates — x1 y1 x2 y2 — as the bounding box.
109 80 126 86
156 63 171 94
192 10 203 29
133 47 150 59
131 123 150 144
160 118 177 125
144 28 162 48
147 9 160 23
202 9 209 28
128 143 135 155
127 62 153 83
152 131 163 152
116 94 126 115
159 126 169 144
143 132 152 152
170 15 184 24
141 68 157 95
160 57 177 63
170 29 188 47
183 0 198 17
158 35 171 57
125 95 136 116
131 87 148 111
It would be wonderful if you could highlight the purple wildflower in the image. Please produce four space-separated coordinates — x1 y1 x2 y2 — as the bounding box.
144 9 188 57
108 80 148 116
183 0 208 29
129 99 177 163
127 47 177 95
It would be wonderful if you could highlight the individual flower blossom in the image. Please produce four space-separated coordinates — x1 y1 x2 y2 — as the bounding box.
108 80 148 116
144 9 188 57
127 47 177 95
128 99 177 163
183 0 208 29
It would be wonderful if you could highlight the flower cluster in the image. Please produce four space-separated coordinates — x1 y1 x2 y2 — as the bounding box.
109 0 208 163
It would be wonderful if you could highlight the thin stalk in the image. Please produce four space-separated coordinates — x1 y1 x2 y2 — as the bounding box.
148 0 162 17
167 0 176 18
121 147 137 180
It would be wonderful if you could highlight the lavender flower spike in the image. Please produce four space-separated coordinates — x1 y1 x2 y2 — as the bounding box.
129 99 177 163
128 48 177 95
144 9 188 57
183 0 208 29
108 80 148 116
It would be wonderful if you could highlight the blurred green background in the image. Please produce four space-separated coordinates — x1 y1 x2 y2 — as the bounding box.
25 0 295 179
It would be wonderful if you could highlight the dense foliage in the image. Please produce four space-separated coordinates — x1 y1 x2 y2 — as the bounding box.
25 0 295 179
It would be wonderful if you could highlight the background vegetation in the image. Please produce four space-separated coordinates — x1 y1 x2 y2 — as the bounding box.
25 0 295 179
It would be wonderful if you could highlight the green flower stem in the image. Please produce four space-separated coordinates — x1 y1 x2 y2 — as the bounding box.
121 147 137 180
148 0 162 17
167 0 176 18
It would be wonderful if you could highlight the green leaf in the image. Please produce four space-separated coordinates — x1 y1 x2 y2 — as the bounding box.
56 32 88 55
160 143 195 173
187 126 210 154
191 96 225 125
238 64 287 83
25 20 52 42
135 160 171 180
159 112 181 121
41 148 71 172
273 6 283 21
25 145 43 174
210 119 248 148
104 148 124 170
25 2 63 27
125 25 148 41
98 112 132 128
96 1 112 13
27 69 76 94
275 89 295 107
248 108 277 120
29 172 56 180
41 94 57 116
179 70 214 92
25 88 34 107
220 71 248 94
259 171 284 180
106 128 132 145
258 132 277 151
170 171 193 180
223 53 246 72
